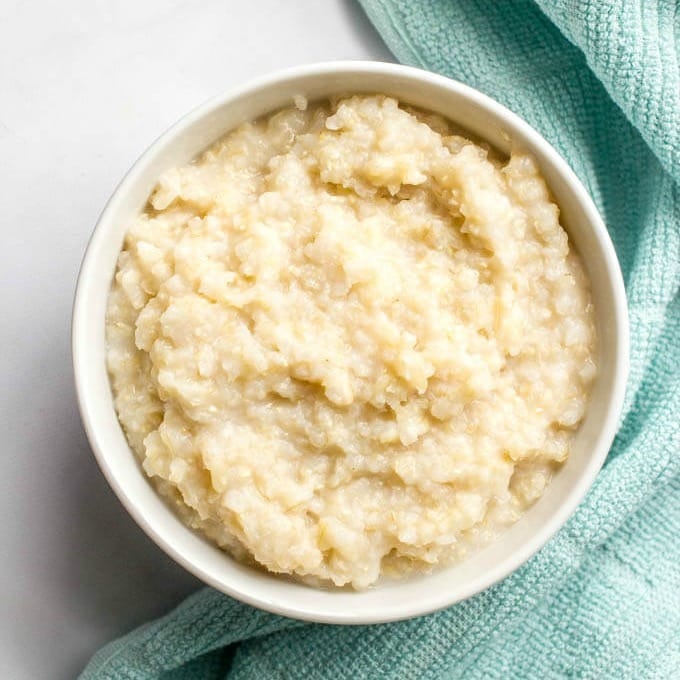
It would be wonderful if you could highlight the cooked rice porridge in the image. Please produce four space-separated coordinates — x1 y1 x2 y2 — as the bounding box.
106 95 596 589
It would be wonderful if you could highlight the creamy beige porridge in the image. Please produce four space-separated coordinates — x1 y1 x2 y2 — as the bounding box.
106 95 596 589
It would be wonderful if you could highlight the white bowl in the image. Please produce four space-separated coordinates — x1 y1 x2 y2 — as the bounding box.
72 61 629 624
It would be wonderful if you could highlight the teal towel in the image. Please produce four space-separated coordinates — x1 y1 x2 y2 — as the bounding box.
81 1 680 678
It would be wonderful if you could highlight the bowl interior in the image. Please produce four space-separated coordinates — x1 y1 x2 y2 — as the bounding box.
73 63 627 623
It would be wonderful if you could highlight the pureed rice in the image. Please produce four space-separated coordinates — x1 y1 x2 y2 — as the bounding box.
106 95 596 588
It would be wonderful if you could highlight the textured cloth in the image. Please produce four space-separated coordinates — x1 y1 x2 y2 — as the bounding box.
81 1 680 678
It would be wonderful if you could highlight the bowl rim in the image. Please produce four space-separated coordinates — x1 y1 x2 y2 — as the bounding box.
72 60 630 624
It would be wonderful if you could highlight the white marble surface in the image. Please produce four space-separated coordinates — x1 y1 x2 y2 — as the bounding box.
0 3 391 677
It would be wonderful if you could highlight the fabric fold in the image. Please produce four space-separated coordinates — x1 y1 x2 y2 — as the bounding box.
81 1 680 678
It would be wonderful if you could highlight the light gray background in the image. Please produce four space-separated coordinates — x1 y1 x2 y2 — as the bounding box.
0 2 391 677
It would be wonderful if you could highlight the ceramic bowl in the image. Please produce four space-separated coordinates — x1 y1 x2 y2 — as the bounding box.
72 61 629 623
